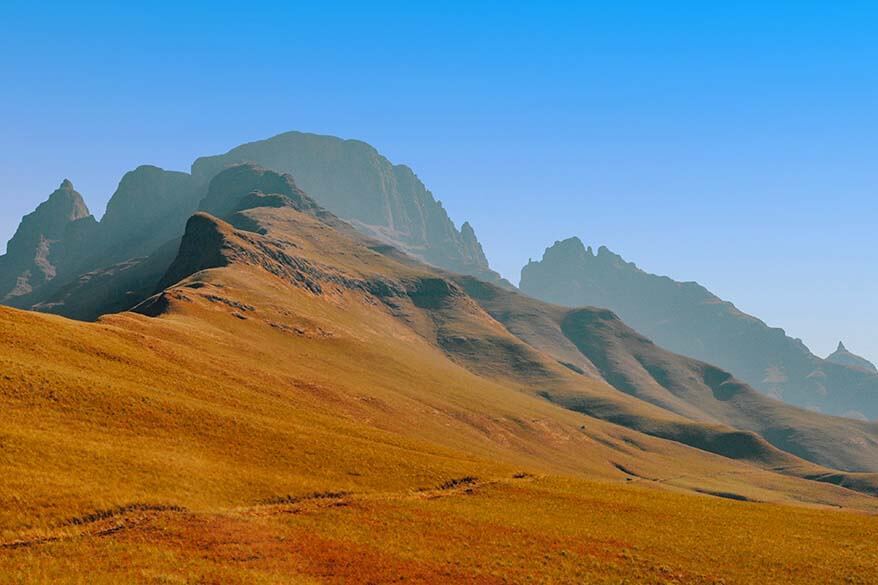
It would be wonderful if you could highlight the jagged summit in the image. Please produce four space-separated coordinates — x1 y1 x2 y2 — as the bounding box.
827 341 877 373
525 238 637 272
38 179 88 217
0 131 513 319
12 179 92 245
0 180 95 300
526 237 592 268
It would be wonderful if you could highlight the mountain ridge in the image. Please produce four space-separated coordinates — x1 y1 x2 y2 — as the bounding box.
5 163 878 582
520 237 878 421
0 131 509 320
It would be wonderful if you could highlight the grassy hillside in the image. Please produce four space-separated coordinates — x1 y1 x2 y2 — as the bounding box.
3 179 878 583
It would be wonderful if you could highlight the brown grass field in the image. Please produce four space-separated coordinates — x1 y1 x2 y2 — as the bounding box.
2 205 878 583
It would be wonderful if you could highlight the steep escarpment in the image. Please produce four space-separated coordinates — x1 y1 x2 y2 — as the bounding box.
191 131 507 285
521 237 878 420
1 132 510 321
94 165 201 265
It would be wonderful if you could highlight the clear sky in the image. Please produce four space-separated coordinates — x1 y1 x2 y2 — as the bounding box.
1 2 876 363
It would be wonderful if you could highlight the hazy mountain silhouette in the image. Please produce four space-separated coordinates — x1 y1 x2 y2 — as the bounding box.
6 158 878 581
0 131 507 319
827 342 877 373
0 180 96 301
520 237 878 420
191 131 506 285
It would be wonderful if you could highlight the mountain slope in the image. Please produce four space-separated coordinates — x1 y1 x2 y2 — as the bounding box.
132 173 878 480
520 237 878 420
4 175 878 582
5 294 878 583
450 276 878 477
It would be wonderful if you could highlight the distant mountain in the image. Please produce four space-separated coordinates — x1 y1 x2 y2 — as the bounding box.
0 131 507 319
128 164 878 477
93 165 201 266
191 131 506 285
827 342 877 374
0 180 96 301
520 237 878 420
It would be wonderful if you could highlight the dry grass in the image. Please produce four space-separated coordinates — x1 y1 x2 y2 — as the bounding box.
3 207 878 583
3 476 877 584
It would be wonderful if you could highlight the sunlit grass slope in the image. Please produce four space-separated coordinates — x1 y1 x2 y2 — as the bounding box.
3 175 878 583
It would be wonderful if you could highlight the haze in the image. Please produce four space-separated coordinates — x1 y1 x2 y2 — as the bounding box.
1 1 875 362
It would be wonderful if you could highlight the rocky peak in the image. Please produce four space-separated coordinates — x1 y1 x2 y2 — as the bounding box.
827 342 877 373
199 163 320 219
7 180 91 252
0 180 94 300
458 221 489 265
94 165 201 265
594 245 632 268
530 237 592 269
460 221 478 244
102 166 199 229
190 131 505 285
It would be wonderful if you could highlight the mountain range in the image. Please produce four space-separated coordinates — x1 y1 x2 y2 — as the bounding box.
2 132 878 582
0 131 505 321
520 237 878 421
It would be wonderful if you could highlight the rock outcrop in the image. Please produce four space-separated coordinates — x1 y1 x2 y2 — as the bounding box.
1 132 510 320
94 165 201 266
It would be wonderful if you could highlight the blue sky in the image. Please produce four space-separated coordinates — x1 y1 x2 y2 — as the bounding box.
1 2 876 362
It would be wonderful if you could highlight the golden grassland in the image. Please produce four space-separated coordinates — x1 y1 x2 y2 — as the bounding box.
1 272 876 583
3 207 878 583
4 475 878 584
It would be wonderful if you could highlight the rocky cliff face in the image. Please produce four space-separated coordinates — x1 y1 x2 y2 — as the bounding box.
199 163 320 220
2 132 509 319
0 180 96 301
827 342 877 373
96 165 201 265
520 237 878 420
1 167 200 312
191 131 506 285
